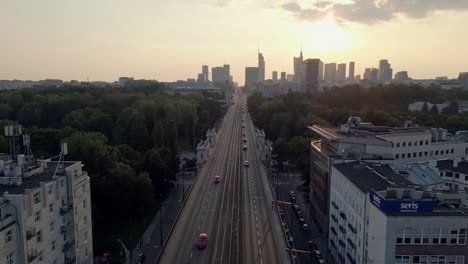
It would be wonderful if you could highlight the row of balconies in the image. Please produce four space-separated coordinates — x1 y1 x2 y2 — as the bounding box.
60 203 73 215
27 249 38 262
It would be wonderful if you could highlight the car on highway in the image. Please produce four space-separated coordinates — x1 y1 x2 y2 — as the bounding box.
99 252 111 264
244 160 249 166
243 145 247 150
196 233 208 249
298 217 305 224
242 125 245 128
289 191 296 198
213 175 221 183
243 138 247 143
302 224 310 231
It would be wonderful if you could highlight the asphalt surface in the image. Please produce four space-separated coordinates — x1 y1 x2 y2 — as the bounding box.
158 92 289 264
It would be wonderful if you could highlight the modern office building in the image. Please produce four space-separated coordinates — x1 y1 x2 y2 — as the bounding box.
223 64 230 83
364 68 378 81
318 61 324 81
348 62 355 81
202 65 209 82
308 116 468 233
324 63 337 82
280 72 286 81
379 59 393 83
245 67 259 87
337 63 347 82
258 52 265 83
0 125 93 264
212 67 226 83
302 59 321 95
394 71 410 82
330 161 468 264
293 50 303 82
272 71 278 81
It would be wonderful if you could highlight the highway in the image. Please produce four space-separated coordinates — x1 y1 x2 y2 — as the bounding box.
158 92 289 264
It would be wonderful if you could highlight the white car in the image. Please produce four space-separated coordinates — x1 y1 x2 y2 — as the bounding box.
302 224 310 231
244 160 249 166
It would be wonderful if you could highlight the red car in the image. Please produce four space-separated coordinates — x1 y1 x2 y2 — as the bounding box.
214 175 221 183
196 233 208 249
99 252 111 264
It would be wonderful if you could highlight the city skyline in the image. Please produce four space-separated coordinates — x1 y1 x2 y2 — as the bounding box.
2 1 468 83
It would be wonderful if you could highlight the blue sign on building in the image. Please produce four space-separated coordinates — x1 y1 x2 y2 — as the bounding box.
370 191 433 213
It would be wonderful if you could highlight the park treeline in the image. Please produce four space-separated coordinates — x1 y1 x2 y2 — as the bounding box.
248 84 468 179
0 84 223 250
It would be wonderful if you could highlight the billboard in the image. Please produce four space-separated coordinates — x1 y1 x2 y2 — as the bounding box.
370 191 433 213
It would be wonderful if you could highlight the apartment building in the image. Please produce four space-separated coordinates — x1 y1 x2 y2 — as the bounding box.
330 161 468 264
0 138 93 264
309 116 468 232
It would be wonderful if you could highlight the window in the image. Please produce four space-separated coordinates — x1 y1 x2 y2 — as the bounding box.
51 240 56 251
465 175 468 181
455 173 460 179
446 149 449 154
408 153 411 158
414 228 422 244
422 228 430 244
49 204 53 212
33 192 40 204
403 142 406 147
425 140 429 145
83 200 87 208
61 197 65 206
402 154 406 159
440 228 448 244
396 228 412 244
84 216 87 225
48 185 52 194
85 248 89 257
50 221 54 231
396 143 400 147
34 212 40 222
409 142 412 146
424 151 428 156
419 152 422 157
36 230 42 242
446 172 453 177
430 151 434 156
420 140 423 145
5 230 12 243
451 149 454 154
414 141 418 146
395 256 410 264
38 251 43 262
432 228 440 244
85 231 88 240
60 179 64 187
7 252 14 264
435 150 439 155
396 154 400 159
413 153 417 158
63 234 67 241
413 256 429 264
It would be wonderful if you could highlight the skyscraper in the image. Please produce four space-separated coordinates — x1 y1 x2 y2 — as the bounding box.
202 65 209 81
280 72 286 81
223 64 230 83
324 63 337 82
245 67 259 87
337 63 347 82
364 68 378 81
212 67 226 83
318 61 324 81
272 71 278 81
293 50 303 82
258 52 265 82
349 62 355 80
379 59 393 82
302 58 321 94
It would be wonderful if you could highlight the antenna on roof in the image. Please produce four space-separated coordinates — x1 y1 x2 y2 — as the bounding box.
4 122 22 156
53 142 68 177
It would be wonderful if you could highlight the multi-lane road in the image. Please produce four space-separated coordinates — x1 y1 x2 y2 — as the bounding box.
158 92 289 264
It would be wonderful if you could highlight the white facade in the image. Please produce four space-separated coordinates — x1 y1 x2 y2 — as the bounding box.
408 102 448 113
0 159 93 264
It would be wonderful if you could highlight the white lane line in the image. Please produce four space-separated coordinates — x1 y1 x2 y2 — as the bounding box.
190 252 193 258
257 231 260 237
260 259 263 264
256 223 259 229
259 249 262 256
257 239 261 246
198 225 200 231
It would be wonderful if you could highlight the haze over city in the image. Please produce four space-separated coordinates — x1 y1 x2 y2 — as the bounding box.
2 0 468 83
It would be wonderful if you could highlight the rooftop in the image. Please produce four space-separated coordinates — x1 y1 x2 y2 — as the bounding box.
390 162 444 186
437 159 468 174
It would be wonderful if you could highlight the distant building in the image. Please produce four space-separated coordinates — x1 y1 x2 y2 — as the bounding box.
258 52 265 83
302 59 321 95
364 68 378 81
287 74 294 82
408 101 449 113
318 61 324 81
280 72 286 81
118 77 134 87
459 72 468 90
324 63 337 82
212 67 226 83
329 161 468 264
348 62 355 81
379 59 393 82
0 125 93 264
223 64 230 83
245 67 259 87
458 101 468 114
394 71 410 82
272 71 278 81
293 50 303 82
337 63 346 82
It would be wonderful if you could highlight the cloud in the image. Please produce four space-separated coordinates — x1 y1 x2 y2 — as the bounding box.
280 0 468 24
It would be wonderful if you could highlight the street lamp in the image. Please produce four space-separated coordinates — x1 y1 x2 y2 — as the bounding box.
177 166 198 202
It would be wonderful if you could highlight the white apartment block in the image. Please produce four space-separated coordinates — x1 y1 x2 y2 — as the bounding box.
330 161 468 264
0 154 93 264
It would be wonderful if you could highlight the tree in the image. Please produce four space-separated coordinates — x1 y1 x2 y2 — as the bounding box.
430 104 439 114
0 104 13 119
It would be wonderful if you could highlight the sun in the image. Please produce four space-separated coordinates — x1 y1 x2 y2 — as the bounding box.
300 14 351 52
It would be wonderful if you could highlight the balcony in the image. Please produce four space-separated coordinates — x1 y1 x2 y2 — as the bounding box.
339 211 347 220
331 214 338 223
63 242 74 252
331 201 339 209
339 225 346 234
60 204 72 215
61 224 71 234
348 223 357 234
27 250 38 262
338 239 346 248
330 227 338 236
347 238 356 249
347 252 357 264
26 228 36 240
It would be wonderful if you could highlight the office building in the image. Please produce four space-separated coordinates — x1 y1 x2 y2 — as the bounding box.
302 59 321 95
459 72 468 90
337 63 347 82
223 64 230 83
272 71 278 81
324 63 337 82
379 59 393 82
308 116 468 233
348 62 355 81
287 74 294 82
258 52 265 83
293 50 303 82
212 67 226 83
318 61 324 81
202 65 209 81
364 68 378 81
394 71 410 82
245 67 259 87
0 125 93 264
280 72 286 81
329 161 468 264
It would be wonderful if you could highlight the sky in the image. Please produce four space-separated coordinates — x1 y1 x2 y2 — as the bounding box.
1 0 468 84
